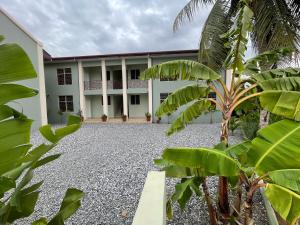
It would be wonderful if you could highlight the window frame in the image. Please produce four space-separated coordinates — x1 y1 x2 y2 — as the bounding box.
130 69 140 80
130 95 140 105
160 93 170 103
58 95 74 112
57 68 72 85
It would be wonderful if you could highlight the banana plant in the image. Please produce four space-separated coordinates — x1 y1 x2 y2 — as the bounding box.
141 1 300 224
0 36 83 225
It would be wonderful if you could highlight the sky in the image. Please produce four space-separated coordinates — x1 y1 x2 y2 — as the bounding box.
1 0 212 57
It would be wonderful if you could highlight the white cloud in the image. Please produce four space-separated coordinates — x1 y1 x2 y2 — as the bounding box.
1 0 211 56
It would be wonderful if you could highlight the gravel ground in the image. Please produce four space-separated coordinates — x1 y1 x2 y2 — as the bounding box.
21 123 268 225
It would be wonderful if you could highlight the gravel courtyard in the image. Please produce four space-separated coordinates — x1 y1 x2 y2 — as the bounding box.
26 123 268 225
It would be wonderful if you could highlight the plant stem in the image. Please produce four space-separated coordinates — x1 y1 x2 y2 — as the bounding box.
232 178 242 220
203 177 218 225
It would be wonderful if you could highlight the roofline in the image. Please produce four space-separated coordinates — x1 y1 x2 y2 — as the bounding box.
45 49 198 62
0 7 43 47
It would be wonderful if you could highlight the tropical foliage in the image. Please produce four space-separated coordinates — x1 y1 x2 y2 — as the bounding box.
173 0 300 72
0 36 83 225
141 0 300 224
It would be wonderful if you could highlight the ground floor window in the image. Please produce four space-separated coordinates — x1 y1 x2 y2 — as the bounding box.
160 93 170 103
59 95 74 112
131 95 140 105
102 96 111 105
208 92 216 110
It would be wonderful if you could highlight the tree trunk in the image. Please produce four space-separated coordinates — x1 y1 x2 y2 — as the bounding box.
219 119 230 224
203 178 218 225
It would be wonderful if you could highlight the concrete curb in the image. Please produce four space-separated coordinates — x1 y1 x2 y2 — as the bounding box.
260 187 279 225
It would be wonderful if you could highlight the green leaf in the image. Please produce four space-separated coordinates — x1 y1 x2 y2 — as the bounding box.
32 154 62 169
245 48 294 73
0 43 36 83
162 147 240 176
248 120 300 175
269 169 300 193
171 178 193 210
0 84 38 105
265 184 300 225
67 115 81 125
21 181 44 195
166 199 173 220
39 125 58 143
48 188 84 225
225 141 251 165
259 91 300 121
31 218 48 225
0 118 32 152
55 124 80 141
252 67 300 82
0 176 15 194
259 77 300 91
156 84 210 117
167 100 211 136
23 144 54 163
140 60 220 81
0 105 14 121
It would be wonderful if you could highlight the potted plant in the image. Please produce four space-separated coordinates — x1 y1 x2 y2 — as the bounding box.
122 114 127 122
145 112 151 122
101 114 108 122
157 117 161 124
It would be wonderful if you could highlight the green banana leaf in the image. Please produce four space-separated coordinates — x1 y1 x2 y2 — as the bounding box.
259 77 300 91
269 169 300 193
259 91 300 121
265 184 300 225
156 84 210 117
140 60 220 81
252 67 300 82
248 120 300 175
162 147 240 176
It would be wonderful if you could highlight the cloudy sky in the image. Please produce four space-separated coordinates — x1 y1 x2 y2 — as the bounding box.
1 0 212 57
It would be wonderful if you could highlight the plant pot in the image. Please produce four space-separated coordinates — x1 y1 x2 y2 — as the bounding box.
102 117 107 122
122 115 127 122
146 116 151 122
80 115 84 122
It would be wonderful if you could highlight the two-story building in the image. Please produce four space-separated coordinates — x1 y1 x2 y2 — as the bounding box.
44 50 222 124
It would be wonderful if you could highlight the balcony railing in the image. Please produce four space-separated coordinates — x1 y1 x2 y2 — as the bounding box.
84 80 102 90
128 80 148 89
107 80 123 89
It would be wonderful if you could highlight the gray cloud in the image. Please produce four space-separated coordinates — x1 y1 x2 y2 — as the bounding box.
1 0 211 56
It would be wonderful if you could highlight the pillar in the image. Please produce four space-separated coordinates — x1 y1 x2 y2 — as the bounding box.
122 58 128 117
147 57 153 118
101 60 108 116
78 60 86 119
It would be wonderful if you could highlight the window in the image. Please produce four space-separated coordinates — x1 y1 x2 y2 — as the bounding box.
57 68 72 85
160 93 169 103
101 96 111 105
208 92 216 110
131 95 140 105
130 69 140 80
58 95 73 112
106 71 110 81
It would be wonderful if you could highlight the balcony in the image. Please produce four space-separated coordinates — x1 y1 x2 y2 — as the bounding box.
84 80 102 90
107 80 123 89
128 80 148 89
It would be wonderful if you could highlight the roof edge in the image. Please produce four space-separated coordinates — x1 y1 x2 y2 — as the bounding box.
45 49 199 62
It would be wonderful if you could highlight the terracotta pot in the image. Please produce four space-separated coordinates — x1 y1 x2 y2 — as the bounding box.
102 116 107 122
146 116 151 122
122 115 127 122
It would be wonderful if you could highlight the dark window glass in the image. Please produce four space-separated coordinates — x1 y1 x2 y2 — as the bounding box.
208 92 216 110
57 68 72 85
131 69 140 80
131 95 140 105
59 95 73 112
160 93 169 103
106 71 110 81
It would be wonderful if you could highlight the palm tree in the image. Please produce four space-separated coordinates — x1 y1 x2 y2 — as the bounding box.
173 0 300 72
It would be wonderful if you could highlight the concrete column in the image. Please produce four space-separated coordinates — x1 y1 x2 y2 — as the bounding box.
78 61 86 119
147 57 153 118
122 58 128 117
101 60 108 116
37 45 48 125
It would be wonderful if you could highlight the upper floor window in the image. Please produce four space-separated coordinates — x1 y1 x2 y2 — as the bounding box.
131 95 140 105
57 68 72 85
58 95 74 112
160 93 170 103
130 69 140 80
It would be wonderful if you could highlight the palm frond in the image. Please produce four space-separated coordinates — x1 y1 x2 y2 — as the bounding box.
198 0 231 72
173 0 215 31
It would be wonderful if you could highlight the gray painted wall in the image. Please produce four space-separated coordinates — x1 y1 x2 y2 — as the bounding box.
0 10 44 128
128 94 148 117
44 62 80 124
